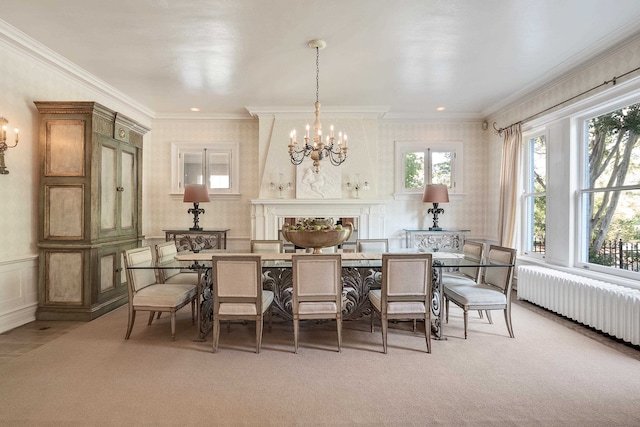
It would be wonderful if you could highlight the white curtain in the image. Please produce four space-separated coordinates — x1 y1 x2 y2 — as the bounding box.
498 123 522 248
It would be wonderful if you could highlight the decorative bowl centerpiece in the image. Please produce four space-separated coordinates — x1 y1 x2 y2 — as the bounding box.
282 218 353 254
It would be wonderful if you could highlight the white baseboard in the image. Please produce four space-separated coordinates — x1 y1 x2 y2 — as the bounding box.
0 303 37 334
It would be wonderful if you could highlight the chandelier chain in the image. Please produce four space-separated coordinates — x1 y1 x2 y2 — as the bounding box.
315 47 320 103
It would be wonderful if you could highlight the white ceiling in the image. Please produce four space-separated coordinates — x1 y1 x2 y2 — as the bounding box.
3 0 640 119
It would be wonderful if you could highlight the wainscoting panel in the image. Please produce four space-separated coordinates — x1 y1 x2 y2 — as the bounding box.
0 256 39 334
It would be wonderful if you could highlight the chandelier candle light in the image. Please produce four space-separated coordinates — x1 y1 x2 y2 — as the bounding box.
422 184 449 231
288 39 348 174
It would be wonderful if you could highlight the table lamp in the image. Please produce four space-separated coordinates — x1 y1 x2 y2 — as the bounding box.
422 184 449 231
183 184 210 231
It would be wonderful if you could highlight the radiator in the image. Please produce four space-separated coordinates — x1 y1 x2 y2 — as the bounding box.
518 266 640 346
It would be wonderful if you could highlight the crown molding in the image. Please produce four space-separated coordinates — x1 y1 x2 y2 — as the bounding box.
154 112 254 121
0 19 155 123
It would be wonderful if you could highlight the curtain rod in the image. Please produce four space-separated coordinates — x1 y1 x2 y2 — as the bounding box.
492 65 640 136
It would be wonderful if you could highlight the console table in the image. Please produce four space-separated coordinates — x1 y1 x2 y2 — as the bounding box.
164 229 229 252
404 229 469 252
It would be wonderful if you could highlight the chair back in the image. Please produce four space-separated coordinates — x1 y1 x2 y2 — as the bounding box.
123 247 157 293
154 241 180 282
292 254 342 302
484 245 516 294
356 239 389 253
250 240 283 253
458 240 484 281
212 255 263 314
382 254 432 308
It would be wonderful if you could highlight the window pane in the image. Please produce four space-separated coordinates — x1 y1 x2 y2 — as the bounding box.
183 151 203 186
586 105 640 190
583 189 640 271
404 151 424 189
430 151 452 187
524 195 546 254
207 151 230 189
531 136 546 192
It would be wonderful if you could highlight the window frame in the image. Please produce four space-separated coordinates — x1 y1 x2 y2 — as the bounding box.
170 141 240 196
394 140 464 199
574 97 640 280
520 128 548 259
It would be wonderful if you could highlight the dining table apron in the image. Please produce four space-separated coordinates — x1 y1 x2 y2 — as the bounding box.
174 251 512 342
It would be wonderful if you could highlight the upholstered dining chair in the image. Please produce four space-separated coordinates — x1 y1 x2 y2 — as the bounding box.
122 246 197 340
211 255 274 353
444 245 517 339
368 253 433 354
356 239 389 253
154 241 199 285
250 239 283 253
442 240 485 321
291 254 343 353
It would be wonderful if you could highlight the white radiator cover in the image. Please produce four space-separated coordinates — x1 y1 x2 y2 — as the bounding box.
518 266 640 346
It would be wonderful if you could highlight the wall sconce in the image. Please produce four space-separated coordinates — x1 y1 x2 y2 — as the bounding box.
422 184 449 230
183 184 210 231
269 173 292 198
0 117 19 175
346 174 369 198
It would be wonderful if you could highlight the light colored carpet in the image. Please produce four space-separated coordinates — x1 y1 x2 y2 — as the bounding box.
0 302 639 426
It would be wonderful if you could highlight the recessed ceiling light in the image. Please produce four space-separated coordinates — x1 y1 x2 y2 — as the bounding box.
190 107 200 112
436 106 446 111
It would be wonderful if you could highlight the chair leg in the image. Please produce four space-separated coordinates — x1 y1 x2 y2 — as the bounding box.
486 310 493 324
148 311 155 325
424 314 431 354
191 299 195 325
157 312 162 320
125 308 136 339
212 315 220 353
463 309 468 339
170 312 176 341
478 310 484 319
370 309 375 333
337 316 342 353
504 307 515 338
381 314 388 354
256 315 263 354
293 316 299 354
446 298 449 323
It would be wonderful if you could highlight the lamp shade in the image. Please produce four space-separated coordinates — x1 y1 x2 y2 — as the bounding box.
422 184 449 203
183 184 210 203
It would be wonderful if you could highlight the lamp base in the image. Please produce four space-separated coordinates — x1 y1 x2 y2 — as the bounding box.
428 227 443 231
189 226 203 231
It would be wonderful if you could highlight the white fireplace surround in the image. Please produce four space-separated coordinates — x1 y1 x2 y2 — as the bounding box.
250 199 387 240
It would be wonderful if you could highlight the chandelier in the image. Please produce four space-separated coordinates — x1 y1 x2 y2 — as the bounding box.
288 39 348 173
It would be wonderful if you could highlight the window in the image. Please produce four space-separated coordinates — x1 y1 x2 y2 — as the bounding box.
522 132 547 257
395 141 463 197
171 141 240 195
577 101 640 274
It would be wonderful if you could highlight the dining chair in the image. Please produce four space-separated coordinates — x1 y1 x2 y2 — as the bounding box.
442 240 485 321
154 241 199 285
368 253 433 353
291 254 343 353
122 246 197 340
250 239 283 253
211 255 274 353
444 245 517 339
356 239 389 253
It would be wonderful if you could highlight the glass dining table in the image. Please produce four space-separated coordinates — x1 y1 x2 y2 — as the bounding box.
172 250 514 342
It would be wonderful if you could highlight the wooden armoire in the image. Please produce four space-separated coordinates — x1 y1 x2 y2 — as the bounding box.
35 102 150 321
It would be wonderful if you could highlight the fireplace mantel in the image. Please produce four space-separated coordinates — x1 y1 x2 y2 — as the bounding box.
250 199 387 240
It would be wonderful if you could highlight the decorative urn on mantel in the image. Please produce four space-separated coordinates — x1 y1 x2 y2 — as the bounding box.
281 218 353 253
